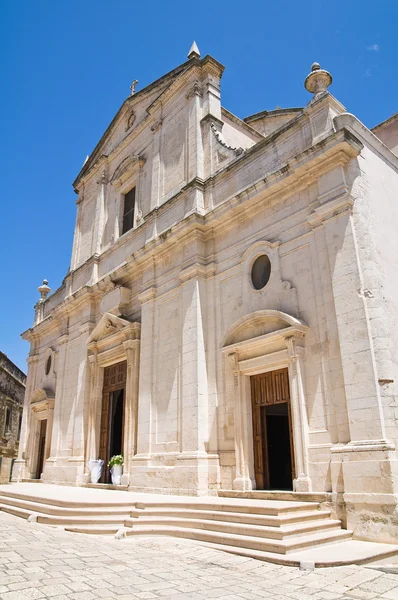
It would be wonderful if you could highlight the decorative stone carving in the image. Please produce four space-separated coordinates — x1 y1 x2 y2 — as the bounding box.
186 81 203 99
210 122 244 155
125 110 136 132
304 62 332 99
150 119 163 132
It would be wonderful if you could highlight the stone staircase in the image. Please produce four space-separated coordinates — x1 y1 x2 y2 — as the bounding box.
1 484 398 566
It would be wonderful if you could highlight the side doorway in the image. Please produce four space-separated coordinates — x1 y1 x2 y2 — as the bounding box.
99 362 127 483
35 419 47 480
251 368 295 490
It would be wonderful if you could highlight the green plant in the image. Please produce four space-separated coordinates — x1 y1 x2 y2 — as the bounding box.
108 454 124 468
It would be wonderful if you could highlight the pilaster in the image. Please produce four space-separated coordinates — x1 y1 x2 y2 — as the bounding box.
179 264 209 456
11 354 39 481
135 287 157 457
121 338 140 485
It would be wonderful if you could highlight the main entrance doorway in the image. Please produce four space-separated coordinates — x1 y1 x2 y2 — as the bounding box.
99 361 126 483
36 419 47 479
250 368 294 490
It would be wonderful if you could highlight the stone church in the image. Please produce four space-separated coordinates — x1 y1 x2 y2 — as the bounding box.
14 44 398 543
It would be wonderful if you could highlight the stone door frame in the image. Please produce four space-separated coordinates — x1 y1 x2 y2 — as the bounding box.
86 313 141 485
26 389 55 480
222 310 312 493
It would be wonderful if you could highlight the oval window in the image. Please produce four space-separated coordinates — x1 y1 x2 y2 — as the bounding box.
45 355 52 376
251 255 271 290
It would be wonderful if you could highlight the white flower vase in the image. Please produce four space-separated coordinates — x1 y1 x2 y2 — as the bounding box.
110 464 123 485
88 459 104 484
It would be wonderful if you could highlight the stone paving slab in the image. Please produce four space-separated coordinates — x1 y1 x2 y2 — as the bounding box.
0 512 398 599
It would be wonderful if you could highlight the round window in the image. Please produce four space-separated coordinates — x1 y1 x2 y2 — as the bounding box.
45 355 52 376
251 255 271 290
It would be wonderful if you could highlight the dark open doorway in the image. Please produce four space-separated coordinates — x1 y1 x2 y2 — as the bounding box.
263 402 293 490
251 368 294 490
109 388 124 459
36 419 47 479
99 361 126 483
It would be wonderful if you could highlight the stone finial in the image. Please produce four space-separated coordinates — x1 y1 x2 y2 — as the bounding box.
304 62 332 97
130 79 138 96
38 279 51 301
187 41 200 60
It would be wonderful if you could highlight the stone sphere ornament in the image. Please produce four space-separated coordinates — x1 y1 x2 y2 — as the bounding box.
304 62 332 97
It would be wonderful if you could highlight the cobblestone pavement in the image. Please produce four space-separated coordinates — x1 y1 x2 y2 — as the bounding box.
0 512 398 600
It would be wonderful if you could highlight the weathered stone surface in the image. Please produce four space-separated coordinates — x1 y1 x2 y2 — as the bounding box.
0 352 25 483
14 52 398 543
0 511 397 599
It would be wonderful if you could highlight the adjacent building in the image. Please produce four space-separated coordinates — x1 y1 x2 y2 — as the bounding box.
0 352 25 483
13 45 398 543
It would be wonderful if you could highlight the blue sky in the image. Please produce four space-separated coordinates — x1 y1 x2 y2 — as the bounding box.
1 0 397 371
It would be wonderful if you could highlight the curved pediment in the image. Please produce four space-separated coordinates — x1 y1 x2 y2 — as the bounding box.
30 387 55 404
222 310 307 347
110 154 145 189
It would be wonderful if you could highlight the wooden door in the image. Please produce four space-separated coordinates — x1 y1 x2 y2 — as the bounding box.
99 362 127 482
250 368 293 490
36 419 47 479
99 391 110 481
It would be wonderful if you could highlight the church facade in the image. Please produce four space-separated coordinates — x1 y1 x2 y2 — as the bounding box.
14 45 398 543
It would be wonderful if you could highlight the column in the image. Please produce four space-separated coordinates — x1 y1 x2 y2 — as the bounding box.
85 347 104 465
179 265 208 455
230 352 253 491
45 403 54 460
324 214 387 443
121 339 140 485
135 288 156 456
286 335 312 492
49 334 68 459
70 194 83 271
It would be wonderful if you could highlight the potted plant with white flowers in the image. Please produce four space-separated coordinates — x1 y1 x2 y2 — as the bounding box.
108 454 123 485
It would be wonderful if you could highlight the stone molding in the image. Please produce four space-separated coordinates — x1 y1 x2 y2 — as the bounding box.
85 313 141 483
110 154 146 190
222 310 310 493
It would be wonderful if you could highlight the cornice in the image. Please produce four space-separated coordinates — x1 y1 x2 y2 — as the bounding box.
210 122 244 155
334 112 398 173
37 127 363 325
146 64 201 116
137 287 157 304
221 107 264 141
206 128 362 238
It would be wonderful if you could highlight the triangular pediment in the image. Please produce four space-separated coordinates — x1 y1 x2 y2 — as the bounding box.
73 60 192 188
87 313 132 344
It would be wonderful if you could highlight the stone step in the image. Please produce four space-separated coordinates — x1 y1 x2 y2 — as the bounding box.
0 495 133 517
124 515 341 540
122 524 352 554
38 514 128 526
0 504 32 520
218 490 332 503
64 524 120 535
0 490 134 509
132 499 321 516
129 507 332 527
197 539 398 568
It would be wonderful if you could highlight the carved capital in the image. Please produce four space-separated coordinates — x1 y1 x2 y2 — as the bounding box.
186 81 203 100
96 170 108 186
